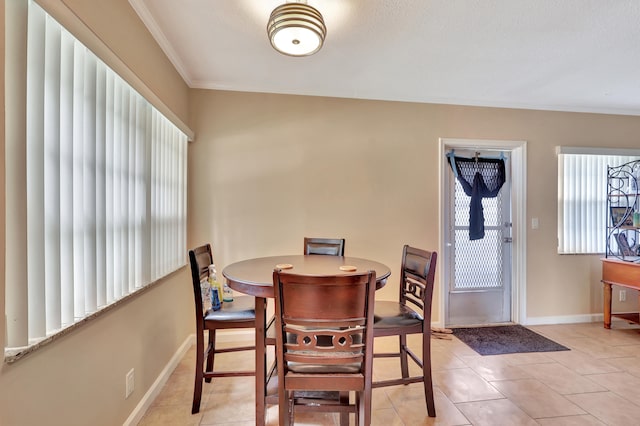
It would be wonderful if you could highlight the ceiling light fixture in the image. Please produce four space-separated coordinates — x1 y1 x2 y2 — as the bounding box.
267 1 326 57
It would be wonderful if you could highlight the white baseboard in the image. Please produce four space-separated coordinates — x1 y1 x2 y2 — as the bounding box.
123 334 195 426
431 314 604 328
524 313 603 326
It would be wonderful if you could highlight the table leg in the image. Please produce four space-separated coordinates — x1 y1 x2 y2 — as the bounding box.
603 282 612 329
255 296 267 426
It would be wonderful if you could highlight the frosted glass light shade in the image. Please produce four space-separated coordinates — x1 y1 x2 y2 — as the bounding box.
267 3 326 57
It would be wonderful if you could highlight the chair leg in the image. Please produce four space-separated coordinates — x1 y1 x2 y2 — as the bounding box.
357 390 371 426
288 395 295 426
205 329 216 383
422 331 436 417
339 391 349 426
192 332 205 414
399 334 409 379
279 387 290 426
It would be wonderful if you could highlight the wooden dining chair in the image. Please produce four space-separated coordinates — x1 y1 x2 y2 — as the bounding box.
303 237 345 256
372 245 438 417
188 244 256 414
272 269 377 426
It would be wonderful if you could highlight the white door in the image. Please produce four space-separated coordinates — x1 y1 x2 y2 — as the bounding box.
444 148 512 326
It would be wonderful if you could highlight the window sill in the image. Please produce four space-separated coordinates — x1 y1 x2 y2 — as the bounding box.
4 265 186 364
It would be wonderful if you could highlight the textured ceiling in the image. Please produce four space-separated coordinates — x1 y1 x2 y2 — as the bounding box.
130 0 640 115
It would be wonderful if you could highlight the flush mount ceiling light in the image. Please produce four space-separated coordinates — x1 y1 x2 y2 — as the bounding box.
267 2 326 57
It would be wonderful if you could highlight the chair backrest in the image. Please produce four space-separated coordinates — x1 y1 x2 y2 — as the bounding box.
189 244 214 319
399 245 437 321
303 237 345 256
273 269 376 373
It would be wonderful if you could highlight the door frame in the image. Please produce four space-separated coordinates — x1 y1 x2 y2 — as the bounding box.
438 138 527 327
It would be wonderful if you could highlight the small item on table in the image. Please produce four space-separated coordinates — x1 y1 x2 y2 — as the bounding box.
339 265 357 271
200 278 211 312
275 263 293 269
222 280 234 302
210 285 221 311
208 264 223 309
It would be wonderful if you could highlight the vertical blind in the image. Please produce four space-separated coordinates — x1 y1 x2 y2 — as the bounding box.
557 148 639 254
6 1 187 348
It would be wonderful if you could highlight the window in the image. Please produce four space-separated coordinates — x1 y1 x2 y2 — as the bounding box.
557 147 640 254
5 1 187 355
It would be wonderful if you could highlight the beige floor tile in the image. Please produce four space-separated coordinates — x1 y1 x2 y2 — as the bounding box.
370 407 405 426
456 398 538 426
137 404 203 426
605 356 640 378
372 356 415 382
559 336 639 359
490 379 585 418
371 387 393 410
433 368 503 403
490 352 555 365
545 348 622 375
536 414 606 425
204 375 255 396
587 371 640 406
385 384 470 425
459 355 531 381
524 362 606 394
530 322 640 347
151 369 196 408
527 324 595 341
289 411 341 425
448 339 484 358
567 391 640 426
204 349 255 372
432 348 468 371
198 390 255 424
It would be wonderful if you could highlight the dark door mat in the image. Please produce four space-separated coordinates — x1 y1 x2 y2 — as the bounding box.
452 324 570 356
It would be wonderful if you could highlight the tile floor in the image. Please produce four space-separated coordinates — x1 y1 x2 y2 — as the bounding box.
138 319 640 425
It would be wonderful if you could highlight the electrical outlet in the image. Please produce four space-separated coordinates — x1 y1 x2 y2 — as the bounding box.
620 290 627 302
125 368 135 399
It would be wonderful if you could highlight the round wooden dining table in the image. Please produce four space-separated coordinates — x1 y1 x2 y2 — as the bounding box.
222 255 391 426
223 254 391 297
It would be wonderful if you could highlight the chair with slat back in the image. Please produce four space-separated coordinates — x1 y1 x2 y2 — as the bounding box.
273 269 376 426
188 244 256 414
303 237 345 256
372 245 438 417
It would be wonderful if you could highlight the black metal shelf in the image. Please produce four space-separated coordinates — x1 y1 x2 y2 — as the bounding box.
606 160 640 260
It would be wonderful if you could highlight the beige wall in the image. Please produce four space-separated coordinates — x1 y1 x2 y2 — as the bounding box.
1 1 193 425
188 89 640 323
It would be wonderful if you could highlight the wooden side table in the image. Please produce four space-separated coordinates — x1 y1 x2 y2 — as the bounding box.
601 258 640 328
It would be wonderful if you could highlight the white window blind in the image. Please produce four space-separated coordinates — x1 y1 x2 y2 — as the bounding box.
6 1 187 350
557 147 640 254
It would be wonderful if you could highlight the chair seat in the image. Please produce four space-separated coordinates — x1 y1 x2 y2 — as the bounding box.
204 295 255 322
287 361 363 374
373 300 423 328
